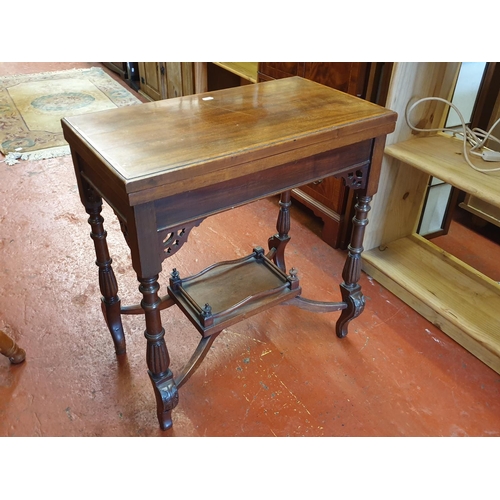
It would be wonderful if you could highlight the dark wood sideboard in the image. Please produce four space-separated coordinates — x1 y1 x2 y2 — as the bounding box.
258 63 393 248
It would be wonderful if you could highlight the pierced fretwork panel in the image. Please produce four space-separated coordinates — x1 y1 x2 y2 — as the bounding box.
335 163 369 189
158 220 204 260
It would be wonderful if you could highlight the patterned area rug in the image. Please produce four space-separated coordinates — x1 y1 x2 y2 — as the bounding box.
0 67 141 161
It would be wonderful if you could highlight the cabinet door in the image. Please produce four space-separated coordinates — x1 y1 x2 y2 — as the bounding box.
138 62 163 101
299 176 349 214
259 62 379 100
164 62 195 98
303 62 369 97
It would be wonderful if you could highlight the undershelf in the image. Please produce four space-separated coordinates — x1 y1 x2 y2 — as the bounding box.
168 248 300 336
362 233 500 374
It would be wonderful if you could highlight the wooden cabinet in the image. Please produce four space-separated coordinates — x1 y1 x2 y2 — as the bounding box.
258 62 392 248
102 62 128 79
460 193 500 227
259 62 369 97
211 62 257 86
138 62 163 101
138 62 197 101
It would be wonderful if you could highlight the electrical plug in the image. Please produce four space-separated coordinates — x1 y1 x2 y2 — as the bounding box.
481 151 500 162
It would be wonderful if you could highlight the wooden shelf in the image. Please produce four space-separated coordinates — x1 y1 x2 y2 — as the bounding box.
370 132 500 373
213 62 258 83
363 233 500 373
385 134 500 208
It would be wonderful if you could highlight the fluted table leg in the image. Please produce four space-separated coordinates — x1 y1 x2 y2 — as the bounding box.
85 198 126 355
139 275 178 430
268 190 292 272
336 193 372 338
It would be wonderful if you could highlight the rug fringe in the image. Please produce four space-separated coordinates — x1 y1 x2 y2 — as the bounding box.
19 145 71 161
3 146 71 164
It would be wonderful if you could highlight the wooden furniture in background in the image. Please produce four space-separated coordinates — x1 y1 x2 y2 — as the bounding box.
460 193 500 228
101 62 140 93
361 62 500 374
0 329 25 364
62 76 396 430
102 62 128 79
136 62 393 248
258 62 380 98
213 62 258 83
460 64 500 227
370 134 500 373
257 62 393 249
205 62 257 91
137 62 198 101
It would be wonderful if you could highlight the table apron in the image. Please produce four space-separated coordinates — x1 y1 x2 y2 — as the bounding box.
153 139 373 231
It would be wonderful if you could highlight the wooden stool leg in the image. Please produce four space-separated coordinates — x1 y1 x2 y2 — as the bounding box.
336 193 371 338
0 329 26 364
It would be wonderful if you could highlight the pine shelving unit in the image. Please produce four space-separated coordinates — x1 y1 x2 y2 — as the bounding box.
361 63 500 374
364 133 500 373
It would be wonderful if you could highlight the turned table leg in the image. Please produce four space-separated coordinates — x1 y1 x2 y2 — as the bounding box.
139 275 178 430
0 329 26 364
84 195 126 355
268 190 292 272
336 193 371 338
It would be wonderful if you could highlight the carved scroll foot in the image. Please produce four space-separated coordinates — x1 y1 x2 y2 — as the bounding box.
149 369 179 431
335 283 365 338
141 274 179 430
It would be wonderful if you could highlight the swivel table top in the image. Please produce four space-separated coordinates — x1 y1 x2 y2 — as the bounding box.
62 76 396 208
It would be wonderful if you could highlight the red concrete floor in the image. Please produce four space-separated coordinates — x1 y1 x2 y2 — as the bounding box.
1 63 500 443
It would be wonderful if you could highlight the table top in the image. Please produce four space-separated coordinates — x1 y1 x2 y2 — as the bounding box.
62 77 396 205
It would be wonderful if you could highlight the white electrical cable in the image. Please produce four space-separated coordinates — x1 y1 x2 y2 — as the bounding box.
405 96 500 173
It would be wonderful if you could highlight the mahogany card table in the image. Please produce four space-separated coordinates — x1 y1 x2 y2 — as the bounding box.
62 76 397 431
